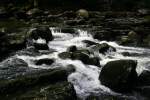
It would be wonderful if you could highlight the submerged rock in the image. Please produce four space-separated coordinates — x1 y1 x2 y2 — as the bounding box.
28 26 53 43
99 60 138 92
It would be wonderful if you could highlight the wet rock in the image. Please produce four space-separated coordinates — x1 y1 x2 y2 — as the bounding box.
77 9 89 19
34 43 49 50
35 58 54 66
91 43 116 54
138 70 150 86
99 60 138 92
58 52 72 59
58 51 100 66
71 51 90 64
67 45 77 52
28 26 53 43
82 40 98 47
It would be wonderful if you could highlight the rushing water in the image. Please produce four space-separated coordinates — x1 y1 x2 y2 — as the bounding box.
2 28 150 99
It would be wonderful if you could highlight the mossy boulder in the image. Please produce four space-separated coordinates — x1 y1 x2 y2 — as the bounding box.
99 60 138 92
76 9 89 19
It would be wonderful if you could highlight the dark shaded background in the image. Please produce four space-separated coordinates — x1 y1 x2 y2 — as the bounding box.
0 0 149 10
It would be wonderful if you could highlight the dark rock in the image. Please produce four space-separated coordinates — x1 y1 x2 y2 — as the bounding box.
35 58 54 66
58 51 100 66
82 40 98 47
29 26 53 43
89 57 100 67
71 51 90 64
58 52 72 59
91 43 116 54
99 60 138 92
34 43 49 50
67 45 77 52
138 70 150 86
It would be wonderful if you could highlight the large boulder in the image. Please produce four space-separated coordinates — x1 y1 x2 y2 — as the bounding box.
99 60 138 92
28 26 53 43
0 65 75 95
